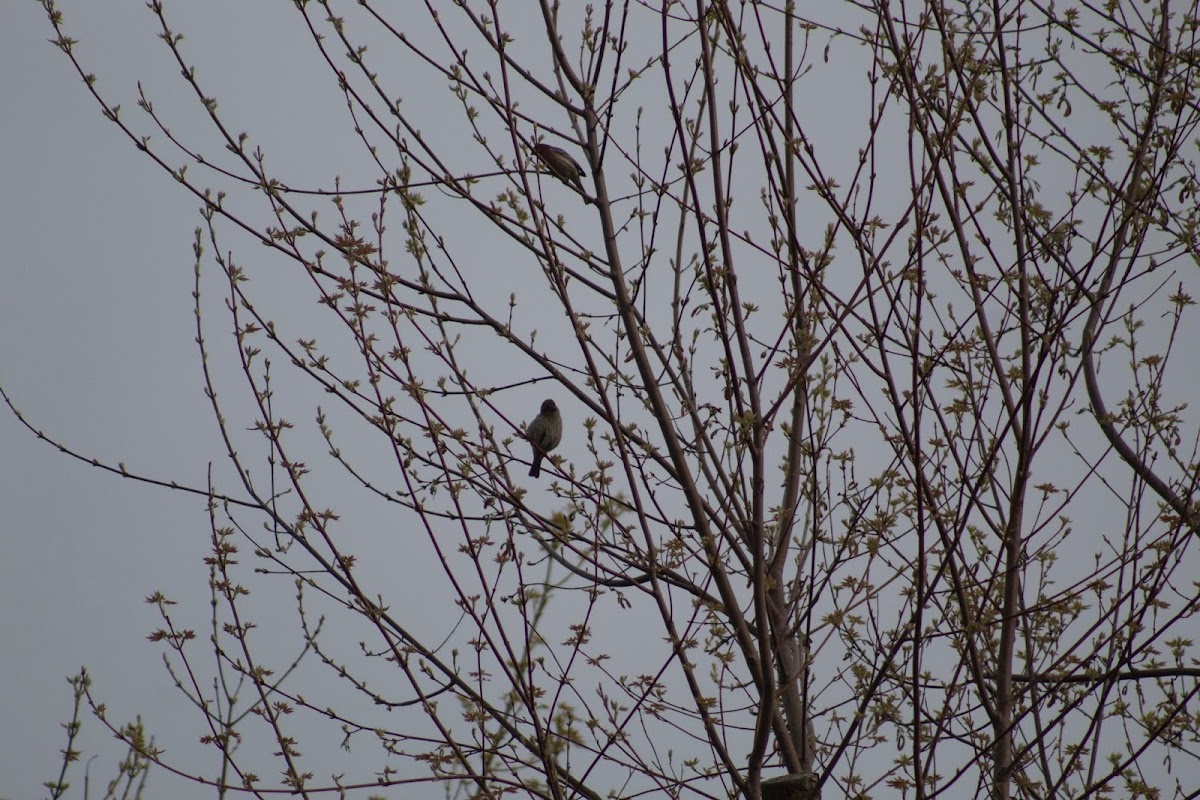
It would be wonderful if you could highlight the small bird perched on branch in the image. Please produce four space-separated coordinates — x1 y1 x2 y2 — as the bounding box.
526 398 563 478
533 142 593 204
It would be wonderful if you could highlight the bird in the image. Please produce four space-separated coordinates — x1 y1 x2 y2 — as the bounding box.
526 398 563 478
533 142 593 204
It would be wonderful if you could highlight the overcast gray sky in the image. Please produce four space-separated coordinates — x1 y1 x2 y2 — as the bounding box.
1 4 335 796
5 3 1200 800
6 27 162 800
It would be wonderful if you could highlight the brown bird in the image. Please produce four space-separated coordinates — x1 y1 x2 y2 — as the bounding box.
533 142 592 203
526 398 563 478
